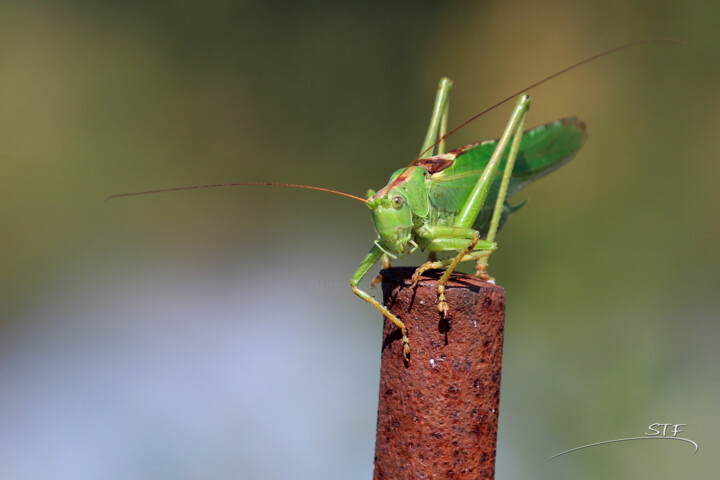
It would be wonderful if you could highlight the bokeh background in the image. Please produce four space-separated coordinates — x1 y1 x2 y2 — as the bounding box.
1 1 718 479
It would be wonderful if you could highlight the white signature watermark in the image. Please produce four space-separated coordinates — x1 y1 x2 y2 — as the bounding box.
548 423 699 461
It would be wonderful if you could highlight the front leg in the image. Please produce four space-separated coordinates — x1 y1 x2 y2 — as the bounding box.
350 245 410 359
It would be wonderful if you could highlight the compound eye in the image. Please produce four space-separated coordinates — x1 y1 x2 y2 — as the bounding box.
391 196 403 209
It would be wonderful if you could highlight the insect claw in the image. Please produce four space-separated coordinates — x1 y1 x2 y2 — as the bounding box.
474 255 496 282
438 299 449 316
402 339 411 360
398 327 411 360
370 273 383 288
437 287 449 316
411 262 434 289
475 266 496 283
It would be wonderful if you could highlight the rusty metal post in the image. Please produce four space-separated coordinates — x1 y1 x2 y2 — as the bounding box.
374 267 506 480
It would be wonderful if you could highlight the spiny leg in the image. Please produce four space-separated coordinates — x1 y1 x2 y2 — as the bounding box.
436 232 480 315
474 98 528 280
474 253 494 282
411 252 474 288
407 79 454 290
415 227 496 313
447 95 529 284
408 78 457 290
419 78 453 156
351 245 410 359
453 95 530 229
408 78 456 290
412 241 496 314
410 260 442 288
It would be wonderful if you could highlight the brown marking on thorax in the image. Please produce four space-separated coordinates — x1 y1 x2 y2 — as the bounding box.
415 156 454 174
375 143 478 199
414 143 477 174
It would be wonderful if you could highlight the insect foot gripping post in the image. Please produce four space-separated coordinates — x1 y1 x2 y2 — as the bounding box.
351 77 585 360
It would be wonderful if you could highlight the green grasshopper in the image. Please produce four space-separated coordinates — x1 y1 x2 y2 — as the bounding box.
110 41 677 360
350 80 584 359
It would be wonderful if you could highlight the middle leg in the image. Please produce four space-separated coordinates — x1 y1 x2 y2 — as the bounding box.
416 231 497 314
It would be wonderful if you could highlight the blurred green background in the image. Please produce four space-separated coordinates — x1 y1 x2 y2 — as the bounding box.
1 0 718 479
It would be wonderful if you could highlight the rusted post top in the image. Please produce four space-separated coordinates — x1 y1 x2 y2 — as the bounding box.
374 267 506 480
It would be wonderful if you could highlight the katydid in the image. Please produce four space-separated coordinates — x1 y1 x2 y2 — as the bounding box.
350 84 584 359
109 40 679 360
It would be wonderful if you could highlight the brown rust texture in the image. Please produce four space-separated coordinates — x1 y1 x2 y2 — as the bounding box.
374 267 506 480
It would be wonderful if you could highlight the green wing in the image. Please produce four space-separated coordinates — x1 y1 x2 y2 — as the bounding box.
428 117 586 210
425 117 586 229
506 117 586 196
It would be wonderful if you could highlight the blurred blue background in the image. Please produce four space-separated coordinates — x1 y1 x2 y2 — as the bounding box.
1 1 718 479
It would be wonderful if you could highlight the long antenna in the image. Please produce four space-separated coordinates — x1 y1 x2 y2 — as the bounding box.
106 182 367 203
387 38 684 191
110 39 683 204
